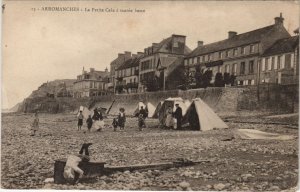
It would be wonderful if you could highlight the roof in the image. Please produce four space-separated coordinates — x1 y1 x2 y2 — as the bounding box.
116 55 143 70
262 36 299 57
166 57 184 76
145 35 191 56
187 24 290 58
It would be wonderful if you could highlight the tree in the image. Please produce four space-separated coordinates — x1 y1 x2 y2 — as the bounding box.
203 70 213 88
230 75 236 86
224 72 231 85
214 72 225 87
194 66 203 88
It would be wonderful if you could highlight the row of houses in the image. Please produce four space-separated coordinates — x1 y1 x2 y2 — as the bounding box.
73 14 299 98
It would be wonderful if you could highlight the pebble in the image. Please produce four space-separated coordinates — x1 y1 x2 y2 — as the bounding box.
213 183 226 191
179 181 190 189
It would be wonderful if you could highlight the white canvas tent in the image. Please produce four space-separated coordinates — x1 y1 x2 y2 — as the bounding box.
146 102 156 118
183 98 228 131
77 106 92 119
156 97 189 126
133 101 156 118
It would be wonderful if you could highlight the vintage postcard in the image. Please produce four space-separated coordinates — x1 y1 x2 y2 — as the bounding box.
1 0 299 191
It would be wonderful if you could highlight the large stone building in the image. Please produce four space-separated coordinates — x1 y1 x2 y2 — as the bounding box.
139 34 191 92
109 51 133 92
73 68 110 98
260 35 299 85
115 52 144 94
184 14 291 86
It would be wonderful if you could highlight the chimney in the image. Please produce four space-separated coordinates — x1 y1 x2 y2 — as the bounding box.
228 31 237 39
132 54 137 58
124 51 131 60
137 52 144 57
118 53 124 58
105 67 108 72
90 68 95 72
274 13 284 25
197 41 204 47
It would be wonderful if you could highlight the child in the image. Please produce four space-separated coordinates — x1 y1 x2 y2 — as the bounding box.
118 108 126 130
86 115 93 132
30 112 39 136
77 111 84 131
138 113 145 131
112 118 118 132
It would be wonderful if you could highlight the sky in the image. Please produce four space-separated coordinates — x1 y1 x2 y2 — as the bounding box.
2 1 299 109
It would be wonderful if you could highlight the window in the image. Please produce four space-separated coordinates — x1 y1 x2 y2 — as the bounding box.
261 59 266 71
218 66 222 73
201 56 204 62
271 57 275 70
209 54 213 61
205 55 208 61
197 57 200 63
225 65 230 73
233 48 238 56
285 54 292 68
90 82 93 88
219 52 222 59
278 55 282 69
249 60 254 74
232 63 237 75
184 59 188 66
173 42 178 47
240 62 245 75
189 58 193 64
251 80 255 85
250 44 255 53
193 57 197 64
226 50 230 58
134 78 136 83
266 57 271 70
241 47 245 55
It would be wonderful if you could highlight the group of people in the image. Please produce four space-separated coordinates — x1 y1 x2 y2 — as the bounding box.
77 108 104 132
165 103 183 129
77 107 127 132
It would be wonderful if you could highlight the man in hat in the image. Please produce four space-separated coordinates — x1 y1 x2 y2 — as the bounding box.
173 103 183 129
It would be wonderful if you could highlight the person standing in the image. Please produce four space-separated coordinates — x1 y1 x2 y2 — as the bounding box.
77 111 84 131
86 115 93 132
30 112 39 136
173 103 183 130
118 108 126 130
165 106 174 129
138 106 147 130
92 108 104 132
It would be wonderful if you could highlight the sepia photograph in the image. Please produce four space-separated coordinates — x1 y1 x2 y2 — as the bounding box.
1 0 299 191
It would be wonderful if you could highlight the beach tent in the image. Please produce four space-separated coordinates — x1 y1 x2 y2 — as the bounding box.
182 98 228 131
156 97 189 126
184 99 191 108
153 101 163 118
133 102 146 116
133 102 156 118
77 106 92 119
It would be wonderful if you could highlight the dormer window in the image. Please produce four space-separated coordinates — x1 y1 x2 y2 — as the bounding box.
225 50 230 58
219 52 222 59
233 48 238 56
241 47 245 55
250 45 255 53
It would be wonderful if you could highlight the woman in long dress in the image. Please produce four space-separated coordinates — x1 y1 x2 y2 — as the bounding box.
165 106 174 129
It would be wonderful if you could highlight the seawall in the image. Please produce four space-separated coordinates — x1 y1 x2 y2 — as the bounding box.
19 85 298 116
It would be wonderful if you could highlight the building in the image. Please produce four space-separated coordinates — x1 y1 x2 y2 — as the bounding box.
109 51 133 92
73 68 110 98
260 35 299 85
184 14 291 86
115 52 144 94
139 34 191 92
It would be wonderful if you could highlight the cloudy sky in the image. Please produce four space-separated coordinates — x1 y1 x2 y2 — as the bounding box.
2 1 299 109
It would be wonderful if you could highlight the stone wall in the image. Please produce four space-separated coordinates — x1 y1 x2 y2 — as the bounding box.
19 85 298 116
